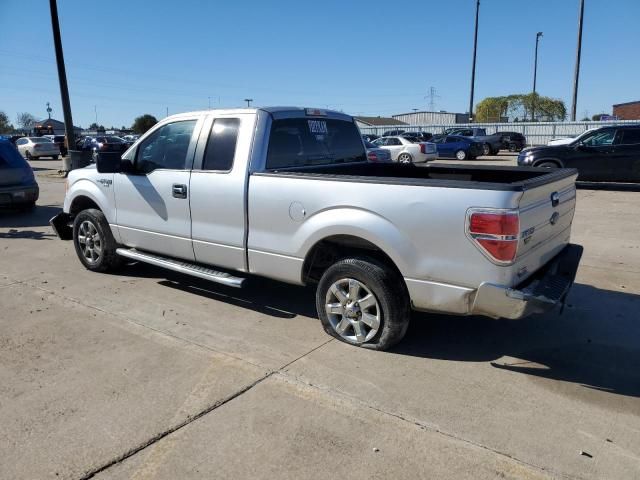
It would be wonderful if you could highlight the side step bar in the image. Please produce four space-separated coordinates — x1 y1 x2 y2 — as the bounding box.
116 248 245 288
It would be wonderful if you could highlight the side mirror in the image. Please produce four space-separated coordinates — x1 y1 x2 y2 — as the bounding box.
96 152 122 173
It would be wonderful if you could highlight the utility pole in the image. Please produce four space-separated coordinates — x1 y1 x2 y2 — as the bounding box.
94 105 98 125
166 107 169 117
532 31 543 121
571 0 585 121
244 98 253 107
468 0 480 122
49 0 75 156
208 96 211 109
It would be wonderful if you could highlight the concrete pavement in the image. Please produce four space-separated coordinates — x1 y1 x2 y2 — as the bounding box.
1 158 639 479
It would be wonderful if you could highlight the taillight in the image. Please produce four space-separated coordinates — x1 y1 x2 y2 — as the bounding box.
466 209 519 264
367 151 379 162
419 143 426 154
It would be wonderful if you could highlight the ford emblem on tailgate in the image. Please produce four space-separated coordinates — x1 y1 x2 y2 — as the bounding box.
550 211 560 225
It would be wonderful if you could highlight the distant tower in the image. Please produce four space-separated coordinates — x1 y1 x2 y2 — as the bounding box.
425 87 440 111
46 102 52 119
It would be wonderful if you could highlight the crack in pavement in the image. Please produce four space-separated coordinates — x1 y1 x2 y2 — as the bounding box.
78 372 275 480
273 371 580 480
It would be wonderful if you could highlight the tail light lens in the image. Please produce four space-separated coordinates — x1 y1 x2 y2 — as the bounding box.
419 143 426 154
367 151 379 162
466 209 520 264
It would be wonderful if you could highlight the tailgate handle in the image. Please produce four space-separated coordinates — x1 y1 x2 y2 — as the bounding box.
551 192 560 207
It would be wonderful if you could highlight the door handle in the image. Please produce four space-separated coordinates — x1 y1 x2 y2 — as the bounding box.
172 184 187 199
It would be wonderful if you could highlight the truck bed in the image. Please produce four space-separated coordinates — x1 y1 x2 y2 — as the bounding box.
258 162 577 192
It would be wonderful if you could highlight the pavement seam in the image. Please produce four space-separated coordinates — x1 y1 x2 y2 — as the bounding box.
273 371 581 480
77 371 275 480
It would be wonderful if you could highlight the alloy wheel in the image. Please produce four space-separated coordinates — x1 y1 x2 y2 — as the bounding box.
325 278 381 344
77 220 103 265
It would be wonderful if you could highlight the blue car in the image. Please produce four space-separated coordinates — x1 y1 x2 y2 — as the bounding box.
0 139 39 210
432 135 484 160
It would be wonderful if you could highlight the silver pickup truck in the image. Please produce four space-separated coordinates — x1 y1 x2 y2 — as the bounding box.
51 107 582 350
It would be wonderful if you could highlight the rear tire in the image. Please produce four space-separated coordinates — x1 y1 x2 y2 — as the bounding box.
316 257 410 351
455 149 468 160
25 151 32 160
72 209 122 272
482 143 491 156
398 153 412 164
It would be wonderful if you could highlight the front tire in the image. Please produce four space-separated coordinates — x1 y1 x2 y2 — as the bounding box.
536 161 559 169
398 153 412 164
72 209 122 272
316 257 410 350
25 151 32 160
455 149 468 160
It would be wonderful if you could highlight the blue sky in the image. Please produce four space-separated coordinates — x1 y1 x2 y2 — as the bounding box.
1 0 638 128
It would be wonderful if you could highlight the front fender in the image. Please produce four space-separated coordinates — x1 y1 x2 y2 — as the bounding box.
295 207 419 277
64 177 115 224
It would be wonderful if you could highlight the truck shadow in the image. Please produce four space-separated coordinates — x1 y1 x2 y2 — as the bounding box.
394 283 640 399
0 205 61 229
116 262 640 399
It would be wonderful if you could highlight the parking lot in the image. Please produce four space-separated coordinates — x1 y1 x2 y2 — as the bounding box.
1 156 639 479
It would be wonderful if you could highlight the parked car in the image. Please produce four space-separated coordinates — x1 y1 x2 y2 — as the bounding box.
401 131 433 142
432 135 484 160
364 140 392 163
46 134 68 156
361 134 379 143
495 131 527 152
14 136 61 159
371 136 437 163
51 107 582 351
547 128 597 146
76 135 129 161
441 127 502 155
0 139 39 209
382 129 405 137
518 125 640 182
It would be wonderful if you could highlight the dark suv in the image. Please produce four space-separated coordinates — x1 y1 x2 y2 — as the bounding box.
517 125 640 182
495 131 527 151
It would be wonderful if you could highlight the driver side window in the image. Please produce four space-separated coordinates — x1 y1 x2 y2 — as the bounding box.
136 120 197 174
582 130 616 147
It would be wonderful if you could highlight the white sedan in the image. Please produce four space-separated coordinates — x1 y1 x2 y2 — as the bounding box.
15 137 61 159
371 136 437 163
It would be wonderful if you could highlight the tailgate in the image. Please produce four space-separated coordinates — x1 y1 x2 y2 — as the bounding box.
512 171 578 284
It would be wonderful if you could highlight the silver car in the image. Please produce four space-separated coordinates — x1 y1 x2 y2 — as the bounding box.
15 137 61 159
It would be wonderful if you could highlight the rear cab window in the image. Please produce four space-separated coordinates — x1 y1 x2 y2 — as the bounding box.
266 117 366 170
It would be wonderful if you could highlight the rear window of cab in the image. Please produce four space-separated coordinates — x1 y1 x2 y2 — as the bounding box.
266 118 366 169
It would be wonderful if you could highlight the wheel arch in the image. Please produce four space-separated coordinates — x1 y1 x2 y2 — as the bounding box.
64 179 114 224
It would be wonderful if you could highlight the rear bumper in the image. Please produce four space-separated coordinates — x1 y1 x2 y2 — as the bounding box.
50 212 73 240
0 183 39 206
471 244 583 319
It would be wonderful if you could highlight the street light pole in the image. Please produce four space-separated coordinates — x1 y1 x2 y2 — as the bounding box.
571 0 585 121
244 98 253 107
468 0 480 122
49 0 75 159
532 31 543 121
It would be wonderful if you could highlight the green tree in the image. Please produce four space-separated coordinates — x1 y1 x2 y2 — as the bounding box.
0 111 14 133
16 112 36 131
475 96 509 122
477 94 566 122
131 114 158 134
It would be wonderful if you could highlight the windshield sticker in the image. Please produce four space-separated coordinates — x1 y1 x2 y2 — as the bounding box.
308 120 328 135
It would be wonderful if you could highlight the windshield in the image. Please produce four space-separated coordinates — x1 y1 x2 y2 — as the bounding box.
266 118 366 169
105 136 125 143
